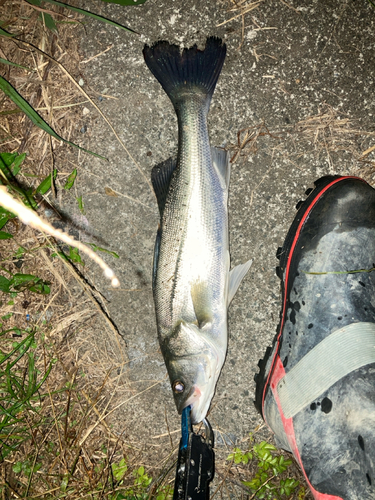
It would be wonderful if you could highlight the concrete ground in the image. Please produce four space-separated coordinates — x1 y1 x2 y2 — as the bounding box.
64 0 375 456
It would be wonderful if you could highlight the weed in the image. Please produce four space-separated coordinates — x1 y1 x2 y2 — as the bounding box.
0 150 53 218
52 246 85 266
0 328 53 460
12 459 42 477
112 457 128 480
227 436 306 499
0 3 169 500
76 195 85 214
0 154 52 295
88 243 120 259
108 461 172 500
0 272 51 295
64 168 77 190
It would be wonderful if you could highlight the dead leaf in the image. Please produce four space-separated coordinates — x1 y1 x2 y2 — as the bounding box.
105 187 118 197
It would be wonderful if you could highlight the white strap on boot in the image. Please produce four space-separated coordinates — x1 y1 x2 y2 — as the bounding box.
277 322 375 419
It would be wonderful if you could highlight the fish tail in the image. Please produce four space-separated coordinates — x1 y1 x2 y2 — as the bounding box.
143 37 226 109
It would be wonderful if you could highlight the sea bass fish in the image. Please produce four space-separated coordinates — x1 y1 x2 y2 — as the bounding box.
143 37 252 424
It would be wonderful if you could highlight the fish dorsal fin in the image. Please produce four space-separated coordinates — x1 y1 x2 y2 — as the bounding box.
211 146 230 191
190 281 213 329
228 259 253 306
151 157 177 216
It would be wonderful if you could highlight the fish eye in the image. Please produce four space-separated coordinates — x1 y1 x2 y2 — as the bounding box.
172 380 185 393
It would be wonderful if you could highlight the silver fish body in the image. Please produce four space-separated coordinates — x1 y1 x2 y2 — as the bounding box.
144 38 252 423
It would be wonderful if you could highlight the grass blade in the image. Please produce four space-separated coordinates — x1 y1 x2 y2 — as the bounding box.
0 58 31 70
42 12 58 33
0 231 13 240
0 109 21 116
0 76 107 160
34 362 53 392
1 334 34 369
36 169 57 195
38 0 139 33
0 152 26 177
0 26 17 37
64 168 77 190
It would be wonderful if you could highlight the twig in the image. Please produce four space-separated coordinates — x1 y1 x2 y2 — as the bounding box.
211 461 233 499
249 474 276 500
279 0 300 13
217 1 264 26
80 45 113 64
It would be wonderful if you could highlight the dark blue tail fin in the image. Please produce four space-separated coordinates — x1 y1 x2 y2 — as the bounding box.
143 37 226 109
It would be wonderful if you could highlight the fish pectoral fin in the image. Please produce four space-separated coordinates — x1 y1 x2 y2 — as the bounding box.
151 157 177 216
228 259 253 306
211 146 230 191
190 281 213 329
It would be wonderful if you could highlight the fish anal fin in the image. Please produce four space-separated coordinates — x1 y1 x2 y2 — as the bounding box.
152 226 162 292
211 146 230 191
151 157 177 216
228 259 253 306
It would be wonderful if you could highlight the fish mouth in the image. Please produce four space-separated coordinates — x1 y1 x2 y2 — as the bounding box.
189 393 212 425
180 370 220 424
183 385 202 412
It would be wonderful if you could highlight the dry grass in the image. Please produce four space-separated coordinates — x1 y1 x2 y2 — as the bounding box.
281 105 375 177
228 104 375 183
228 122 281 163
1 2 86 179
218 0 282 49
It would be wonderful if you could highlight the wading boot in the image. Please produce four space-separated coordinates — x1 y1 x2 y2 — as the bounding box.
255 176 375 500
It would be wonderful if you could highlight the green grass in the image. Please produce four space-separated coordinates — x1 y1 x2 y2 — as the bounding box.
0 327 53 461
227 435 307 499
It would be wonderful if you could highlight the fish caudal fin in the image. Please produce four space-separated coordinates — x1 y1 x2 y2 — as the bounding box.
143 37 226 109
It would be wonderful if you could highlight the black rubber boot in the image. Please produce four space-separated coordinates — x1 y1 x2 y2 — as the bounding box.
255 176 375 500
